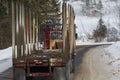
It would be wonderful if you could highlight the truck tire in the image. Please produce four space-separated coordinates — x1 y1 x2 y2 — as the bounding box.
70 58 75 73
65 61 71 80
13 68 26 80
53 67 66 80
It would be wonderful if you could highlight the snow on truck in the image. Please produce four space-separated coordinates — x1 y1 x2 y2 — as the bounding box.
12 1 75 80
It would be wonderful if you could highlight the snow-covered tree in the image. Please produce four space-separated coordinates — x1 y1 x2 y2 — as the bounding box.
93 18 107 42
97 0 103 10
36 0 61 23
86 0 90 8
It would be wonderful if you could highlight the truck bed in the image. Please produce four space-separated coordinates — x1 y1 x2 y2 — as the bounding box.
13 49 64 68
14 49 62 60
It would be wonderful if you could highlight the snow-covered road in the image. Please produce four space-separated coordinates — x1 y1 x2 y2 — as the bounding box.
74 45 120 80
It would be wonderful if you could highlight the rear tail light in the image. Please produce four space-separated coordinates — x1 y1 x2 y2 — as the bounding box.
43 73 50 76
28 73 50 77
29 73 37 77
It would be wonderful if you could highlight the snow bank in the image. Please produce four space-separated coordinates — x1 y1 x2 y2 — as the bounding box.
98 41 120 80
106 41 120 59
0 47 12 73
0 59 12 73
76 39 114 46
0 47 12 60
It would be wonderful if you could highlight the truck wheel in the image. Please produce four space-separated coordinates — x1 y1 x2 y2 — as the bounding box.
70 58 75 73
53 67 66 80
65 63 70 80
65 60 74 80
13 68 26 80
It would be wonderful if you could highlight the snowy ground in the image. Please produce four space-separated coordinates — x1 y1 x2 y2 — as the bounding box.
74 41 120 80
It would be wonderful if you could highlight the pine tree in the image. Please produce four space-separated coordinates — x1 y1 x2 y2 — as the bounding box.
86 0 90 8
29 0 61 24
97 0 103 10
50 0 61 23
22 0 61 23
93 18 107 42
98 18 107 38
43 0 61 23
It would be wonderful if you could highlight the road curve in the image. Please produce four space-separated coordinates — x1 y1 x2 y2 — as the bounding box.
74 45 118 80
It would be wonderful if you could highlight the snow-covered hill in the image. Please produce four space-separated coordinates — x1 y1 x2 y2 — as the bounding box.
70 0 120 42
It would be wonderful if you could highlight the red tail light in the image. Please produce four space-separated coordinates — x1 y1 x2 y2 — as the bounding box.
29 73 37 77
28 73 50 77
43 73 50 76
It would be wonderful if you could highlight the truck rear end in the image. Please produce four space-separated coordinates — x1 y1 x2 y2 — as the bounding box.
13 50 65 79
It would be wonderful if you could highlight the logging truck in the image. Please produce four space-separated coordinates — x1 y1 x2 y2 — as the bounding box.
12 1 75 80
